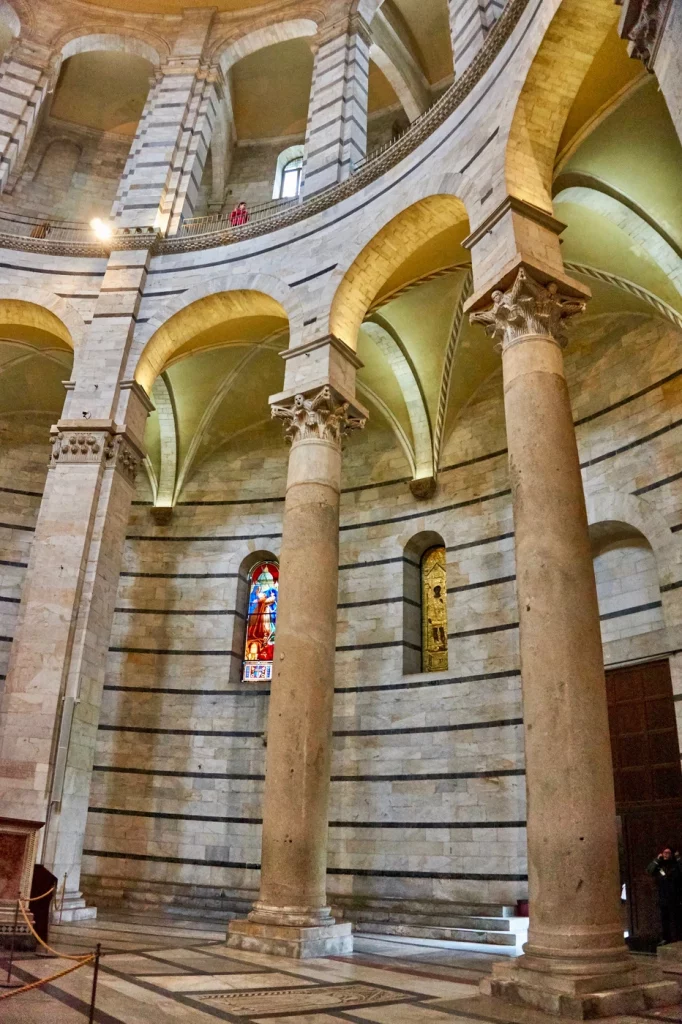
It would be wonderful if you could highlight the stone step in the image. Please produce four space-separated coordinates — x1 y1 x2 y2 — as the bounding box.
356 921 520 946
334 897 516 918
343 908 513 931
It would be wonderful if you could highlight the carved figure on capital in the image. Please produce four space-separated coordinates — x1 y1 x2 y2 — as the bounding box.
50 431 104 466
271 385 366 448
470 268 585 351
627 0 670 69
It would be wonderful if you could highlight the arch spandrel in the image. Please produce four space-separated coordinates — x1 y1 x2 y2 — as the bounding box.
505 0 620 212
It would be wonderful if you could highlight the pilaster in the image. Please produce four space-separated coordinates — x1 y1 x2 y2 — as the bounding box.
0 245 155 914
448 0 505 77
0 39 57 193
111 9 218 234
301 15 371 196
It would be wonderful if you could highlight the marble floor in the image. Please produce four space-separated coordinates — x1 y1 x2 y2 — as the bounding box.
0 913 680 1024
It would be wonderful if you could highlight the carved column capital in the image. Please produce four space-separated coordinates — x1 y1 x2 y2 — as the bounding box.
618 0 672 71
271 385 366 449
469 268 586 352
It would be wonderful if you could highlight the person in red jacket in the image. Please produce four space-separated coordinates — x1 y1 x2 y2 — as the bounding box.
230 202 249 226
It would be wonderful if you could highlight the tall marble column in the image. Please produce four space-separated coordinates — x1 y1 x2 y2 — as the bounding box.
618 0 681 145
228 337 366 958
467 268 677 1016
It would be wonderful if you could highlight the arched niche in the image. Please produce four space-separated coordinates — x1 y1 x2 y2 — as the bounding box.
589 520 665 645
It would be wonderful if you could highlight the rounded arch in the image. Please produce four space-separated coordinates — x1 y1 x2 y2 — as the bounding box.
505 0 619 212
130 271 302 393
327 188 469 349
0 1 21 40
59 31 164 67
272 144 304 199
403 530 448 676
214 19 318 77
0 287 85 349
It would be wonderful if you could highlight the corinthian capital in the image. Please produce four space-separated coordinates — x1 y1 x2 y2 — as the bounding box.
470 268 586 351
271 386 366 449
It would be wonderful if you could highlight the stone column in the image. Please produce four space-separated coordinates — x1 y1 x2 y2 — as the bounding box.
448 0 504 76
466 268 677 1016
0 39 56 193
618 0 681 145
301 15 371 197
112 9 219 234
0 242 154 921
228 336 366 958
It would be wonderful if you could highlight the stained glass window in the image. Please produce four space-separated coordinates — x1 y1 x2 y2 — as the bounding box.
421 546 448 673
243 561 279 682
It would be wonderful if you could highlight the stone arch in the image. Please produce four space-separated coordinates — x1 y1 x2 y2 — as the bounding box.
0 287 85 350
326 185 469 349
505 0 620 212
214 19 318 77
129 270 301 393
272 144 304 199
59 31 164 67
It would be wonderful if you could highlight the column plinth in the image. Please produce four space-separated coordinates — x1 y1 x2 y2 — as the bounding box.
467 268 677 1017
227 380 365 959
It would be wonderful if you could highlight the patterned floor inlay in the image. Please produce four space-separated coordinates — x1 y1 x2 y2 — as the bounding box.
5 913 679 1024
194 981 418 1015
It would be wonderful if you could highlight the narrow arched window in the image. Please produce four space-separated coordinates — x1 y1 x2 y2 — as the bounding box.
421 546 448 673
279 156 303 199
242 560 279 682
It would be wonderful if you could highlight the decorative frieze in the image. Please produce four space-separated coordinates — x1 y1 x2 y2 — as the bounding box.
470 268 586 351
104 435 141 484
271 386 366 449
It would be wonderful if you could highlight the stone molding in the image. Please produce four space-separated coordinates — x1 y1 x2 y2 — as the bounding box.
271 385 366 449
50 423 142 482
469 268 586 351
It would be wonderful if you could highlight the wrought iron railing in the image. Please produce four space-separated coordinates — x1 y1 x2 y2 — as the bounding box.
176 196 299 237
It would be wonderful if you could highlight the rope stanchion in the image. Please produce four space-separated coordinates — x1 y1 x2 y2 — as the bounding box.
0 954 95 1000
25 885 56 903
17 899 92 962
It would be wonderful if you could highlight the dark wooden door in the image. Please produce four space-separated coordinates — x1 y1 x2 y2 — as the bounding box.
605 660 682 944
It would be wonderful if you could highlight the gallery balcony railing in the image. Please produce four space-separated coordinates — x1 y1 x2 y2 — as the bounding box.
0 0 529 258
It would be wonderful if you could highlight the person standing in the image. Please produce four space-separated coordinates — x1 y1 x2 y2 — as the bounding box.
230 202 249 226
647 846 682 945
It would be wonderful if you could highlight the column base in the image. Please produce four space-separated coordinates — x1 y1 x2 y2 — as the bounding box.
52 892 97 923
482 958 678 1018
227 918 353 959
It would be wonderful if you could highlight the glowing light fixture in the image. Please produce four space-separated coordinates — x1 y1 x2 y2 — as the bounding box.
90 217 112 241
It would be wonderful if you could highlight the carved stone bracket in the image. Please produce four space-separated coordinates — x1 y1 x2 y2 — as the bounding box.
50 426 141 483
271 386 366 449
50 430 106 466
469 268 586 352
104 435 141 484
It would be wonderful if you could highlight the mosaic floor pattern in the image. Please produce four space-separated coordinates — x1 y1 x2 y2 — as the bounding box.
0 912 680 1024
